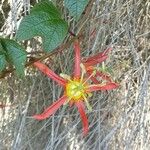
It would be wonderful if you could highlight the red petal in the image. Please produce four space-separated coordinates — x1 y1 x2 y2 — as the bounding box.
75 101 89 136
86 47 112 61
74 40 81 79
34 61 66 86
82 47 112 67
87 82 119 92
33 95 67 120
83 55 108 67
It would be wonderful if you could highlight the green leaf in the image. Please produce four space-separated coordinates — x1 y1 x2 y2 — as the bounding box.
16 0 68 52
0 43 6 72
64 0 89 20
0 54 6 72
0 38 27 76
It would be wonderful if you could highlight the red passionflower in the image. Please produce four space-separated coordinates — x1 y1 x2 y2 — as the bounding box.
33 40 118 136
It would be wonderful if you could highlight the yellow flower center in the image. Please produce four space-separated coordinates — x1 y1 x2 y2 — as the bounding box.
60 63 93 111
66 80 86 101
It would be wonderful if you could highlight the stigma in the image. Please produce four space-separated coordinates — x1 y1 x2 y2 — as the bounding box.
66 80 86 101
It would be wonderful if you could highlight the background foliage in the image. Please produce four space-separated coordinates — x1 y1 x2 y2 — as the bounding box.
0 0 150 149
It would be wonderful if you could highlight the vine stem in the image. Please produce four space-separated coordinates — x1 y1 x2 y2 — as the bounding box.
0 35 83 79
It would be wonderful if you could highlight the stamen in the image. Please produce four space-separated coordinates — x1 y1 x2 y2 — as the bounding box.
102 62 105 71
64 97 71 105
88 93 93 97
82 94 92 112
82 70 96 85
80 63 86 82
60 73 72 81
88 82 107 88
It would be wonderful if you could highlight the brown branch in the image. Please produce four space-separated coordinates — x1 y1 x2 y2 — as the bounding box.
0 35 83 79
27 51 45 55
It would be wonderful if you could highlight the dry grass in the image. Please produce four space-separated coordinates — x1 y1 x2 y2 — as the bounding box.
0 0 150 149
